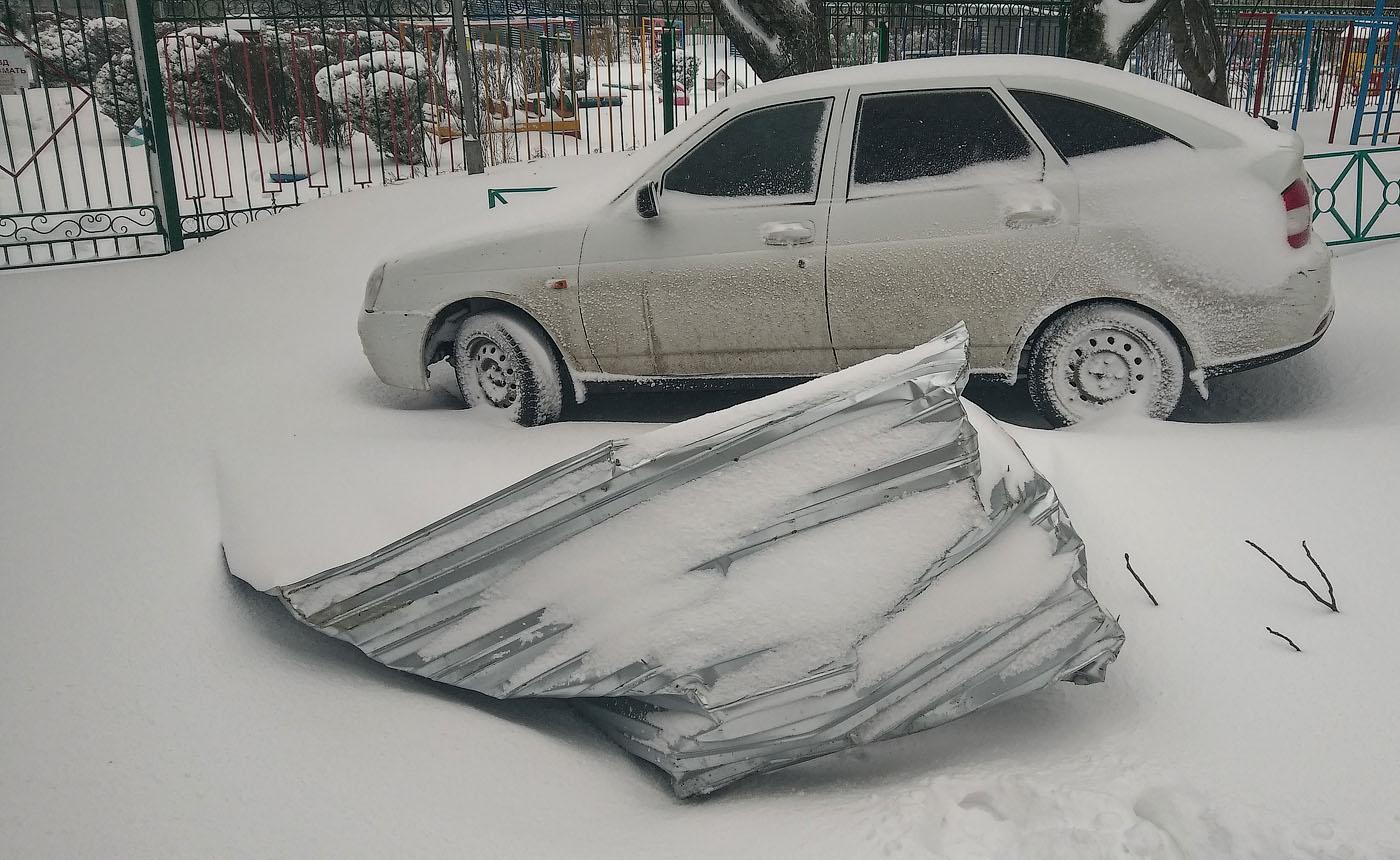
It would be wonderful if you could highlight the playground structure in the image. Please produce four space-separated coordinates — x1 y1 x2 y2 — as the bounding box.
476 30 582 155
1241 0 1400 145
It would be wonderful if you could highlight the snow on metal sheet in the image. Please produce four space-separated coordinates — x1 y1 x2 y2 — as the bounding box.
234 323 1124 796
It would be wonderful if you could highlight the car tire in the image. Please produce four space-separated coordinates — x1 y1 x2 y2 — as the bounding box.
452 310 565 427
1028 302 1185 427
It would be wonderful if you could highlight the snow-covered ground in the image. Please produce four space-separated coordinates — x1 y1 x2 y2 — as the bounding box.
3 173 1400 857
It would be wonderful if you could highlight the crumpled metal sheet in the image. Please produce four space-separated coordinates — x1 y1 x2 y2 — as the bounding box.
242 324 1124 797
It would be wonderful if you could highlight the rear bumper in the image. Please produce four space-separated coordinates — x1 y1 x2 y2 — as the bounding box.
1203 302 1333 379
358 309 434 390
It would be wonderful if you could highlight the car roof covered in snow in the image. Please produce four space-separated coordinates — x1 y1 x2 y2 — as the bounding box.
713 55 1286 151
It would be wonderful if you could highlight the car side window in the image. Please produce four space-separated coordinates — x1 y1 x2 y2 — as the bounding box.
850 89 1039 193
663 99 832 200
1010 90 1183 159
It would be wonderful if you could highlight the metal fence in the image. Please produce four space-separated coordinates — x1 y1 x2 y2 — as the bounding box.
1 0 1397 269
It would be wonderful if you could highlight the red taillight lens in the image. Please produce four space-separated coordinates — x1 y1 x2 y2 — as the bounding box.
1282 179 1312 249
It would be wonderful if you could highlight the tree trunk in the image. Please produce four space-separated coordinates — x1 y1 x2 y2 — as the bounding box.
1165 0 1230 105
1065 0 1228 104
706 0 832 81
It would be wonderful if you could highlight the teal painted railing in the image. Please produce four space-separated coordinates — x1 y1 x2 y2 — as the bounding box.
1305 146 1400 245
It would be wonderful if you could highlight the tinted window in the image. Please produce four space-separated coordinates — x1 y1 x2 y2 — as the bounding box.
851 90 1034 187
1011 90 1179 159
664 99 831 198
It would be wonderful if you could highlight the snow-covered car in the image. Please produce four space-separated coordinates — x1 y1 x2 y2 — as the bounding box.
359 55 1334 426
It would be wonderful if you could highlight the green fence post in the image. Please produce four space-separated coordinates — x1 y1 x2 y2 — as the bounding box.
661 27 675 133
126 0 183 252
878 21 889 62
540 39 551 108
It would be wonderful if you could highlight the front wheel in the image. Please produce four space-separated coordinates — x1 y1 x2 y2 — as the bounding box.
1028 303 1185 427
452 310 564 426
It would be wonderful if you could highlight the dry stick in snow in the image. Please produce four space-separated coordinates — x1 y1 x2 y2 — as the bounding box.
1124 553 1159 606
1245 540 1340 612
1266 627 1303 652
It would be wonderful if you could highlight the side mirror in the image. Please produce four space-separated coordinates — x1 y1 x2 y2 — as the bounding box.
636 182 661 219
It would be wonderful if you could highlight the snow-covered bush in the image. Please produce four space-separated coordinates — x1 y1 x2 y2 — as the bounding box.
650 49 698 91
29 14 130 85
315 50 432 165
83 16 131 72
558 56 587 91
158 27 258 132
94 48 143 132
585 23 618 64
33 16 88 82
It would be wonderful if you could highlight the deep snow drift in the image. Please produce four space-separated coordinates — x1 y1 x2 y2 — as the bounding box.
3 171 1399 857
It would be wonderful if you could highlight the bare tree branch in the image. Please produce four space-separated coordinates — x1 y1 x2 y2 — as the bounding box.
1302 540 1337 611
1266 626 1302 652
1246 540 1340 613
1124 553 1159 606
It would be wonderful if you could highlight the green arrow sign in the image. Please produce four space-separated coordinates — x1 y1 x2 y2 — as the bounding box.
487 186 557 209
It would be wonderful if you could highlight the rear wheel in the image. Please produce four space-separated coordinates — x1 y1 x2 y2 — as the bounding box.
452 311 564 426
1029 302 1185 427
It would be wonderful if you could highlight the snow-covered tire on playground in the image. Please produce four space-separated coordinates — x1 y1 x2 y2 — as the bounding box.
1029 302 1185 427
452 310 565 427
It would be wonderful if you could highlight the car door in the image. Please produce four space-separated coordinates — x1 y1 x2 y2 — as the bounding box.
578 97 840 377
825 84 1079 371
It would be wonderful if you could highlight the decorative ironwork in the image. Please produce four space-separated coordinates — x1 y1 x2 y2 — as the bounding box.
179 203 298 239
0 207 166 269
1305 145 1400 245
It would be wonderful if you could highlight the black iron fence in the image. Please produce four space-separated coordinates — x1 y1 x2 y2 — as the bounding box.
1 0 1394 269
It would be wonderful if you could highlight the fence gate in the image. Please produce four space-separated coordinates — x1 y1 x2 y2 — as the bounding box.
1 1 167 269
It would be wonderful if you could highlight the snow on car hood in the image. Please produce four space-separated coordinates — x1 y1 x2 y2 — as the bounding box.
375 151 646 265
223 325 1124 796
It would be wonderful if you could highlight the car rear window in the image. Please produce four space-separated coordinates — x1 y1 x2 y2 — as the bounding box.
850 89 1034 188
663 99 831 199
1010 90 1182 159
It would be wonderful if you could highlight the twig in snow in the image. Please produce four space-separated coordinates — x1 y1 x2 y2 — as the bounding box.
1266 627 1302 652
1124 553 1159 606
1245 540 1339 612
1302 541 1337 611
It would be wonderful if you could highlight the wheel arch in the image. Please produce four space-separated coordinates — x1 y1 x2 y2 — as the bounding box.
424 296 582 405
1010 296 1198 384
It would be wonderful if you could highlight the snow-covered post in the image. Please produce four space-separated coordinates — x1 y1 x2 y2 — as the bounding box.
125 0 183 252
449 0 485 174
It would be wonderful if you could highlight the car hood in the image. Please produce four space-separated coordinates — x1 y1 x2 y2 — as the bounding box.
379 151 646 269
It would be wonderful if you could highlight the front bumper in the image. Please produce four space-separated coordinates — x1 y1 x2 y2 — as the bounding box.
358 308 435 390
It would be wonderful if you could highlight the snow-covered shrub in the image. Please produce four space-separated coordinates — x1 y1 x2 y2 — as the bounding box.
558 56 587 91
473 42 523 113
315 50 432 165
33 16 89 82
29 14 130 85
261 30 343 148
585 23 617 64
158 27 258 132
94 48 143 132
650 49 698 91
83 16 131 72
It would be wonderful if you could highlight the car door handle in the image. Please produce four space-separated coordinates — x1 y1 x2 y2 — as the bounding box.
1005 209 1059 228
761 221 816 245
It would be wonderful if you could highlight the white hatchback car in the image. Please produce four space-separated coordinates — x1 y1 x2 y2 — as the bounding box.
359 56 1333 425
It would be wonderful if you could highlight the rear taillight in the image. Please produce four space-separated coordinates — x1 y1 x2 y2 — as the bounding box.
1282 179 1312 249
